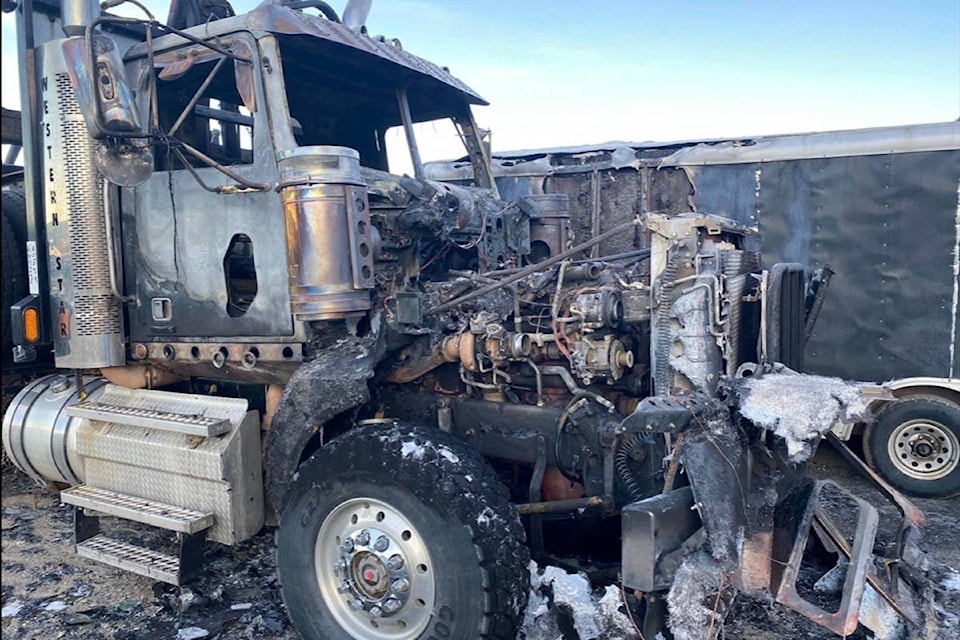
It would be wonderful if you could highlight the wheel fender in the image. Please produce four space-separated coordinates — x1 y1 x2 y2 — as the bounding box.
866 377 960 416
265 338 376 509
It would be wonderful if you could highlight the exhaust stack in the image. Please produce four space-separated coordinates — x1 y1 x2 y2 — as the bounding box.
61 0 99 36
39 0 126 368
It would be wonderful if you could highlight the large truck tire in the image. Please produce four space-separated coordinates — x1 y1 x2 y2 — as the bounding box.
863 396 960 499
2 190 29 365
277 423 529 640
1 188 27 246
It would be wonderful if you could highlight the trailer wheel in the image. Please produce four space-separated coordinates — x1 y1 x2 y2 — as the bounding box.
2 191 29 364
277 423 529 640
863 396 960 499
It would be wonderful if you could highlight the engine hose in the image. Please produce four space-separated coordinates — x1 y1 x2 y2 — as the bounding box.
653 253 682 395
615 433 649 502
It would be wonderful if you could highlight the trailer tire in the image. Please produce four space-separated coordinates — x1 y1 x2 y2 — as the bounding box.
277 423 529 640
863 396 960 499
2 193 29 365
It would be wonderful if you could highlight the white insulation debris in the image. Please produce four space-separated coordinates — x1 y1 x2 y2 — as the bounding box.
517 561 639 640
736 371 871 461
666 552 729 640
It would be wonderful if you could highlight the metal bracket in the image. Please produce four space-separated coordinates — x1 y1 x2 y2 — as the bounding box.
178 530 207 584
74 506 101 543
771 479 878 636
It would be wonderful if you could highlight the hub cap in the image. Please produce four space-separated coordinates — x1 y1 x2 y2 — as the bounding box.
888 418 959 481
315 498 435 639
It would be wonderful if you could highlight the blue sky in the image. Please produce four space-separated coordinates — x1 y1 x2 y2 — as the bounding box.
2 0 958 161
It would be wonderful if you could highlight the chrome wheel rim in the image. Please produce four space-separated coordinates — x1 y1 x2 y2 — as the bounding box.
315 497 435 639
888 418 959 481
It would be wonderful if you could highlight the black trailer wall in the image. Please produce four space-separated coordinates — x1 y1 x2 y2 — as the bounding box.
684 149 960 381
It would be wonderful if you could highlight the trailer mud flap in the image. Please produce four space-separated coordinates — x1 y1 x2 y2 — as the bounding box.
771 478 878 636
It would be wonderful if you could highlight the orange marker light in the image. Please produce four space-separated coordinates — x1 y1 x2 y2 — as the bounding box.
23 308 40 343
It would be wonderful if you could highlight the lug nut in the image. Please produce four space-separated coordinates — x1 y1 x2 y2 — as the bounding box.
341 539 355 554
383 597 401 614
369 605 383 618
355 529 371 546
387 554 404 570
334 559 348 574
373 535 390 552
337 580 352 594
350 598 364 611
391 578 409 593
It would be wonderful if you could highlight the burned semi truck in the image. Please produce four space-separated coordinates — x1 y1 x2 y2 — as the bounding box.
0 0 948 638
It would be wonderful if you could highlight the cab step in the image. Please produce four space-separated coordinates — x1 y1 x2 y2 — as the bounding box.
70 496 208 586
66 401 230 437
76 534 184 584
61 485 213 534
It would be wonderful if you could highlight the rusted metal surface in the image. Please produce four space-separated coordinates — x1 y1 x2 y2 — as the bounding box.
771 479 878 637
814 504 922 626
514 495 604 516
130 341 302 385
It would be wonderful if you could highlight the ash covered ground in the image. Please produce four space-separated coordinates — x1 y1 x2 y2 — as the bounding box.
2 445 958 640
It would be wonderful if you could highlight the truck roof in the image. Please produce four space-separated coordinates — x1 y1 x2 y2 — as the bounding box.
126 3 487 110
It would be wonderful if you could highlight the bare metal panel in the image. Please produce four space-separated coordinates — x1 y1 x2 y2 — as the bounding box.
121 30 294 339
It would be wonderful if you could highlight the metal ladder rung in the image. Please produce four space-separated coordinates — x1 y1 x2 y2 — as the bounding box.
66 401 230 437
76 534 182 585
61 485 213 534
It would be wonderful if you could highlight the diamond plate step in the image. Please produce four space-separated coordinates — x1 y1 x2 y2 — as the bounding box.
62 485 213 534
76 534 182 585
66 401 230 437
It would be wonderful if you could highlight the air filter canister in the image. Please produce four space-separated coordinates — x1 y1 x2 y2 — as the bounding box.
278 146 375 321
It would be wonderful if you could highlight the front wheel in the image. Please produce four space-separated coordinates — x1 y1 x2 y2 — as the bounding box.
863 396 960 499
277 423 529 640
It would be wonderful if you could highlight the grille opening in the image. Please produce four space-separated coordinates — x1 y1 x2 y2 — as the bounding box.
223 234 258 318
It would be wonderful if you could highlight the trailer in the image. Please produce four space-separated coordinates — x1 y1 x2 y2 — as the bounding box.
427 122 960 498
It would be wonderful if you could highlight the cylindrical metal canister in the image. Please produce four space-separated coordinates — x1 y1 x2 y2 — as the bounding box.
525 194 571 262
2 375 108 485
278 146 375 320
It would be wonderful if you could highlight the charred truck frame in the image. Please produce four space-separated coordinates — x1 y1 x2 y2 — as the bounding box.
0 0 948 638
